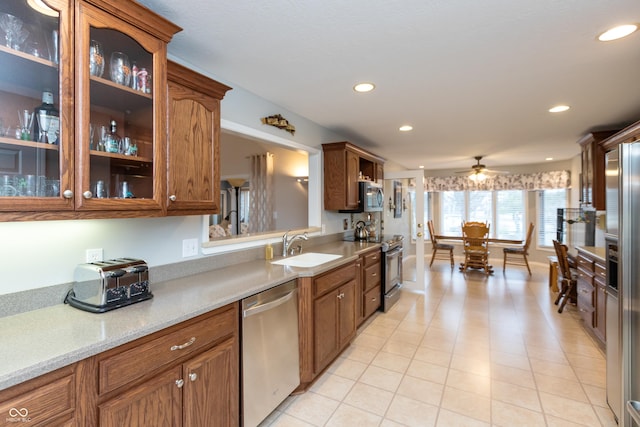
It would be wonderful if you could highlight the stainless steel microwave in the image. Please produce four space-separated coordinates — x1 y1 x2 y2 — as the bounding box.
360 181 384 212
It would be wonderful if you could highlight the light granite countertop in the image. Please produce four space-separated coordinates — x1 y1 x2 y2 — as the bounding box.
0 240 380 391
576 245 606 263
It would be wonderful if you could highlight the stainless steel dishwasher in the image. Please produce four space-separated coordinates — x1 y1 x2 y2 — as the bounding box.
242 280 300 427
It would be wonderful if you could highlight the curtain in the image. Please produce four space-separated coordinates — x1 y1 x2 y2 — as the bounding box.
248 152 274 233
424 170 571 192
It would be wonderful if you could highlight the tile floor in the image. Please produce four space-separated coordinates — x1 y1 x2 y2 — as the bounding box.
259 260 617 426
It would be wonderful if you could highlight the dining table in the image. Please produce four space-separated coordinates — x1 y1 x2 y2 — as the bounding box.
434 234 524 274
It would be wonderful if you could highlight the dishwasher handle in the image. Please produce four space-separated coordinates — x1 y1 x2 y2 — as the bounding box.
243 289 296 318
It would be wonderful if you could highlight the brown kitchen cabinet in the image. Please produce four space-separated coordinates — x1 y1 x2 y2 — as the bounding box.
576 248 606 347
322 142 384 211
297 261 358 391
577 130 619 210
77 303 239 426
0 365 76 427
166 61 231 214
359 248 381 325
0 0 181 221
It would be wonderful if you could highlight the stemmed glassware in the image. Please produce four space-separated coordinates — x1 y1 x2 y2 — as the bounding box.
17 110 34 141
109 51 131 86
89 40 104 77
0 13 24 49
12 27 29 51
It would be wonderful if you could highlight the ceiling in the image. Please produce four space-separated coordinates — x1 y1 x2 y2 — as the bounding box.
139 0 640 171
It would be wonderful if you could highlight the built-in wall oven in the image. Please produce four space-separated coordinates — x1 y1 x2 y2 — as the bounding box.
381 235 403 312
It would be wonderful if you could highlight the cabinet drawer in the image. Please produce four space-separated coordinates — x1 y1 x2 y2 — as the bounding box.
577 279 595 307
99 304 237 395
595 262 606 281
578 302 595 327
363 285 381 319
0 370 74 427
577 255 594 272
362 250 381 267
314 262 356 297
363 263 381 292
577 267 594 283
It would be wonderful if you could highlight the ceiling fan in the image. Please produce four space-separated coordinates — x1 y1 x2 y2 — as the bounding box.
455 156 509 180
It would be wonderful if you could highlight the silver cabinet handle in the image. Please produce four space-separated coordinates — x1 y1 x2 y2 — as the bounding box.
62 189 73 199
372 273 377 276
83 191 92 199
189 372 197 382
175 379 184 388
169 195 177 202
170 337 196 351
371 298 376 302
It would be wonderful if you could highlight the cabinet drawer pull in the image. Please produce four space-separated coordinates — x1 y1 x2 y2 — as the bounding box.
371 297 376 302
170 337 196 351
62 189 73 199
371 273 377 276
189 372 197 382
169 194 177 202
175 379 184 388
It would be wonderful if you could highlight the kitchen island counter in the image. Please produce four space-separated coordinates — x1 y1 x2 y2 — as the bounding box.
0 239 381 391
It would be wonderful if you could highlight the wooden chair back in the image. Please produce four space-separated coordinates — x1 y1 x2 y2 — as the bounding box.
462 223 490 252
523 222 535 252
553 240 573 280
427 220 438 244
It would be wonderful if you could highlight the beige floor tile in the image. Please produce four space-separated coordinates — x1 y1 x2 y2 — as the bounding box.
573 364 606 388
412 346 452 367
395 375 444 406
441 385 491 423
309 373 355 401
266 413 316 427
385 394 439 427
581 383 608 408
362 323 397 339
533 372 589 403
389 330 425 346
371 351 412 373
379 418 405 427
435 409 490 427
491 350 531 370
524 345 568 364
593 404 618 427
341 344 379 364
491 379 542 411
539 391 601 426
353 332 388 350
445 368 491 396
529 357 578 381
489 364 535 389
544 414 595 426
324 403 382 427
450 354 491 377
342 382 394 417
326 357 368 381
381 339 418 359
406 359 448 384
359 365 404 392
284 392 340 426
491 400 546 427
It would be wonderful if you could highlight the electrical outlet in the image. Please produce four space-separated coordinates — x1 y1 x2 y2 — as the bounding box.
86 248 103 263
182 238 198 257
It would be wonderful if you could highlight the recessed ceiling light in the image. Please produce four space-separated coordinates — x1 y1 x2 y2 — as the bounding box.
549 105 570 113
419 165 424 169
546 157 554 161
353 82 375 93
598 24 638 41
399 125 413 132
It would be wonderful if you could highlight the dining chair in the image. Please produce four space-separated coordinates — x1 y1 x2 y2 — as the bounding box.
553 239 578 313
460 222 492 274
427 220 454 268
502 222 535 275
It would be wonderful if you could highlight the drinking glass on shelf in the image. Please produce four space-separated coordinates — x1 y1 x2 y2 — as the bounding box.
109 51 131 86
12 27 29 51
18 110 34 141
89 40 104 77
0 13 23 48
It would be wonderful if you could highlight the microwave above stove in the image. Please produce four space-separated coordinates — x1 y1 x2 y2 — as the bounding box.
341 181 384 213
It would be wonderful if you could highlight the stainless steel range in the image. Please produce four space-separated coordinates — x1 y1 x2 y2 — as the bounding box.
381 235 403 312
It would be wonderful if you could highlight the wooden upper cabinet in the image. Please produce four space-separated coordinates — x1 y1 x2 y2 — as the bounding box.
577 130 619 210
166 61 231 214
0 0 181 221
322 142 385 211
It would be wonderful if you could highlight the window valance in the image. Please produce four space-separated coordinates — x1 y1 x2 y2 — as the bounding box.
424 170 570 192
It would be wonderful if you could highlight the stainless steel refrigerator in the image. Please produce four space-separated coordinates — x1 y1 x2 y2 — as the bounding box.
616 142 640 426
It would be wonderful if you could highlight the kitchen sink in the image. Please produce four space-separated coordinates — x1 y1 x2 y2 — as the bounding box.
271 252 342 268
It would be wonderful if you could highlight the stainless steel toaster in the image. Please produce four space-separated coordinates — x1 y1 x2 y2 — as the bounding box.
65 258 152 313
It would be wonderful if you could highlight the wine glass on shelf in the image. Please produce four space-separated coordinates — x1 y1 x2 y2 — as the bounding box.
0 13 23 49
12 27 29 51
109 51 131 86
17 110 34 141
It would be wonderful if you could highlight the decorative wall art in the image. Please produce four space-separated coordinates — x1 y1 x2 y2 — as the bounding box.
393 180 402 218
260 114 296 135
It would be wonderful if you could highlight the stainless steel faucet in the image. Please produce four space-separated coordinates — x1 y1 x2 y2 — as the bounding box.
282 230 309 256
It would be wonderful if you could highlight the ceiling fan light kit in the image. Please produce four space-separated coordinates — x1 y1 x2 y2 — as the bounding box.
456 156 509 180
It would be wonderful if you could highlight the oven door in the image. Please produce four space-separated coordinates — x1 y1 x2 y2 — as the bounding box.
384 246 403 294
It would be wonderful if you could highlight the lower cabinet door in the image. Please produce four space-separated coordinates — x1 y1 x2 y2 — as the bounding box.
99 366 183 427
363 285 381 319
183 337 239 427
314 290 340 373
338 280 357 348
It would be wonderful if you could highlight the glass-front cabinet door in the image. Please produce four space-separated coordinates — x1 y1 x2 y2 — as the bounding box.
75 1 166 212
0 0 72 212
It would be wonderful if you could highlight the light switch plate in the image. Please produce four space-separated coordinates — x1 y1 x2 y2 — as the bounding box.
182 238 198 257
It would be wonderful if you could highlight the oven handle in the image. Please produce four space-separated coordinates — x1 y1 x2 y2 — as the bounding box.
385 247 403 257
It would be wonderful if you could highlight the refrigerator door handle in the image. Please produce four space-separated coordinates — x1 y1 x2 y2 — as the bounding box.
626 400 640 425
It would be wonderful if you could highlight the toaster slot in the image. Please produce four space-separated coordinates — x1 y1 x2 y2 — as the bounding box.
105 269 127 304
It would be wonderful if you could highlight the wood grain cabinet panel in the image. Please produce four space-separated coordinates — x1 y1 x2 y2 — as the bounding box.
576 249 607 347
166 61 231 214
